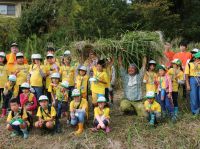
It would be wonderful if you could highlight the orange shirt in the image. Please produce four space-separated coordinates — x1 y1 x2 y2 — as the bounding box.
6 53 28 73
173 52 192 69
164 50 175 68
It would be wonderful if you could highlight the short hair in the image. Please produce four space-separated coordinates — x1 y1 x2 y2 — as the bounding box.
97 59 106 67
179 41 188 47
10 98 19 104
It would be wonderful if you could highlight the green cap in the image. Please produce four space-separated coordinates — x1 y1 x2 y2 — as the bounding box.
157 64 166 70
172 59 182 66
145 91 155 99
194 52 200 59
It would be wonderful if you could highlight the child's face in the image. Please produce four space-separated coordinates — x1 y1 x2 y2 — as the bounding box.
39 100 48 108
11 46 19 54
22 88 29 94
64 57 71 64
158 69 166 76
34 59 41 65
148 98 154 104
180 45 187 52
97 64 103 72
128 66 136 75
164 44 171 50
74 96 80 103
47 57 54 64
172 63 178 69
60 87 67 92
9 81 15 86
10 102 19 112
16 57 24 64
149 64 155 71
52 78 59 84
0 57 4 63
98 102 106 109
79 70 86 76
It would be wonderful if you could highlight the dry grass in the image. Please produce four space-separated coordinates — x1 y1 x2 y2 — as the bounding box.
0 90 200 149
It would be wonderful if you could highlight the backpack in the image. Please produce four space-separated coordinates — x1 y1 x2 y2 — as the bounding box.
11 108 33 131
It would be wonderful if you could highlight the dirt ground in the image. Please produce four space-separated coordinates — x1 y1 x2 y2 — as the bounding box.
0 90 200 149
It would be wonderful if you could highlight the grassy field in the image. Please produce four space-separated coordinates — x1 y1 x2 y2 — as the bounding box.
0 90 200 149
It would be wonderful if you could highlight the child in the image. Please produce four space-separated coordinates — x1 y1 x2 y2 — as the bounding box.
29 54 46 100
90 60 108 106
91 96 110 133
0 52 8 105
156 65 175 120
44 47 59 65
70 89 88 136
143 60 157 93
20 82 37 115
75 65 89 100
144 91 161 126
48 72 61 106
6 98 29 139
185 52 200 115
13 52 30 97
1 75 19 118
35 95 56 130
45 53 60 101
168 59 184 116
60 54 75 99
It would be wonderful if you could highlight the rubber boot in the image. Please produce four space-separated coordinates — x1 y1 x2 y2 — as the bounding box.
149 113 155 126
1 108 6 118
21 128 29 139
174 107 178 117
74 123 84 136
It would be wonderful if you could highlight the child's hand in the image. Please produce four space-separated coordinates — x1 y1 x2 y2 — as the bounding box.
168 93 172 99
187 85 191 91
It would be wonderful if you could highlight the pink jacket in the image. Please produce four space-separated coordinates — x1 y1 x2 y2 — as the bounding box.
20 93 37 111
157 74 172 93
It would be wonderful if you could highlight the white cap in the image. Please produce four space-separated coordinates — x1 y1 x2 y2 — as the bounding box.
31 54 42 59
145 91 155 98
79 66 87 71
61 81 69 88
16 52 24 57
64 50 71 56
149 60 156 64
9 75 17 82
0 52 6 57
191 48 199 53
47 53 54 57
97 96 106 103
38 95 48 101
51 72 60 79
72 89 81 97
21 82 30 88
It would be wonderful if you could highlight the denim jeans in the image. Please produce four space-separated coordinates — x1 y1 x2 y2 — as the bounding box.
189 77 200 114
71 111 86 125
32 86 43 101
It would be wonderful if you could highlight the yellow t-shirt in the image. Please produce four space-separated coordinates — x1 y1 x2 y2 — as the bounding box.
70 98 88 118
29 64 46 87
45 63 60 89
185 62 200 77
91 70 108 94
13 64 30 86
60 65 75 86
168 68 184 92
94 107 110 119
144 100 161 113
143 71 157 92
156 76 166 90
7 108 29 125
75 75 89 94
36 106 56 121
4 81 19 98
0 65 9 88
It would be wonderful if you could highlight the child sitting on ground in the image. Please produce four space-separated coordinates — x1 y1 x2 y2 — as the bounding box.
144 91 161 126
6 98 29 139
70 89 88 136
35 95 56 130
20 82 37 115
91 96 111 133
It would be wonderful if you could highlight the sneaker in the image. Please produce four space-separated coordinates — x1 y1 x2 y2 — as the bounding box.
10 131 19 137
